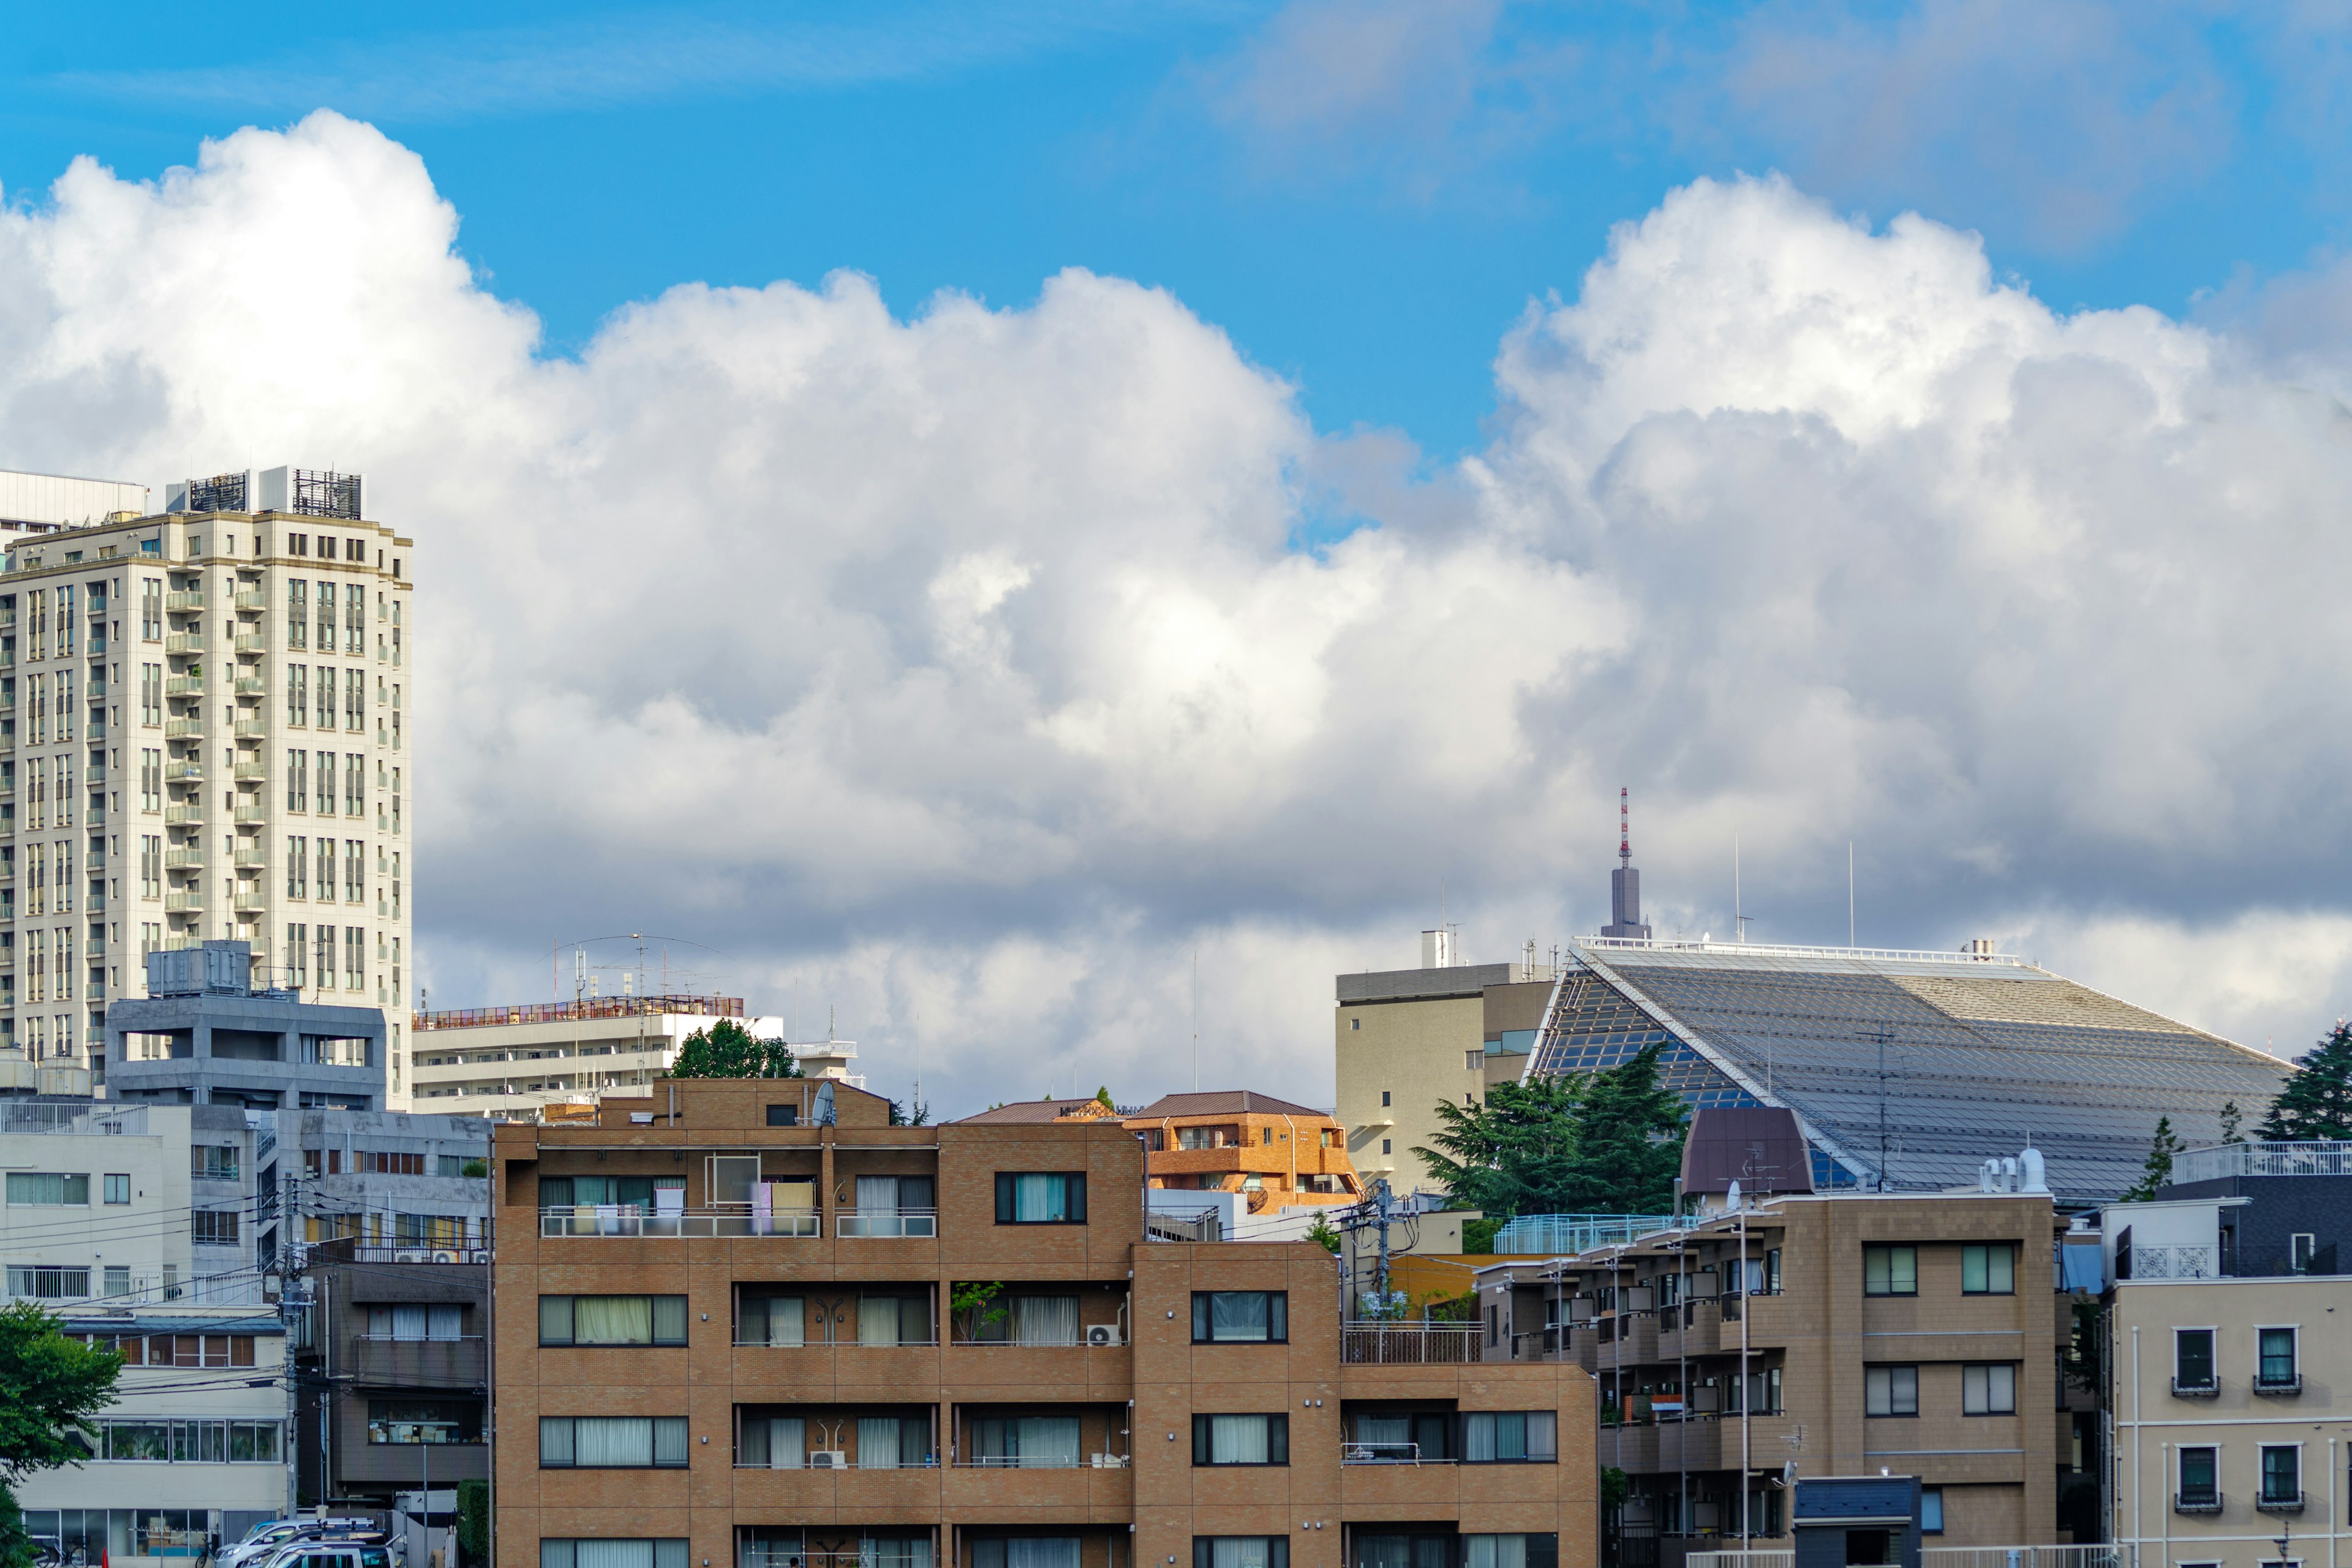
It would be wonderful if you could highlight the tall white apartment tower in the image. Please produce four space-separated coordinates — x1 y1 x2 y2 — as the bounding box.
0 467 416 1106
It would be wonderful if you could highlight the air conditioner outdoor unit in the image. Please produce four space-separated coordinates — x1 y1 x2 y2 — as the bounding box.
810 1450 848 1469
1085 1324 1123 1348
1090 1453 1129 1468
430 1251 459 1264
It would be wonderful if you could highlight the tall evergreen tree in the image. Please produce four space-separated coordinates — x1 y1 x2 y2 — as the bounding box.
2257 1023 2352 1141
1414 1044 1690 1218
667 1019 804 1079
1558 1044 1689 1213
2123 1115 2184 1201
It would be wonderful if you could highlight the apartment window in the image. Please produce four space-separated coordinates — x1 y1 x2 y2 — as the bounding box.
102 1174 129 1205
140 663 160 726
1195 1540 1291 1568
97 1417 283 1462
2175 1328 2217 1390
2178 1446 2219 1508
345 926 364 989
288 581 307 648
2261 1444 2302 1505
1962 1362 2018 1415
1192 1291 1288 1343
349 672 366 729
6 1172 90 1206
538 1544 687 1568
6 1265 88 1298
2258 1327 2299 1389
1381 1090 1391 1106
539 1415 689 1468
287 837 306 899
287 664 307 726
1463 1411 1557 1462
369 1305 464 1340
1920 1490 1944 1534
317 921 336 989
287 750 306 812
1192 1412 1288 1465
140 750 160 813
368 1400 481 1445
1863 1245 1917 1295
537 1294 689 1346
1864 1365 1918 1416
1382 1139 1392 1154
192 1145 238 1180
344 840 362 900
193 1208 240 1245
287 923 307 988
1349 1018 1360 1031
994 1171 1087 1224
345 753 363 815
1962 1243 2015 1294
316 581 336 652
2291 1234 2318 1272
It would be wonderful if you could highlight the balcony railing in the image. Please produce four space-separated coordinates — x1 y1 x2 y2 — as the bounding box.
2257 1490 2306 1514
1341 1441 1438 1464
1916 1551 2133 1568
1341 1321 1482 1365
837 1208 938 1238
2171 1376 2219 1398
539 1205 820 1239
738 1457 944 1471
2254 1370 2302 1395
2173 1140 2352 1183
2173 1491 2223 1515
2125 1243 2215 1280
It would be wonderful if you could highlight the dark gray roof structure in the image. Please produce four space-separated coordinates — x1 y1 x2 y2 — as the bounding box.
1523 938 2293 1202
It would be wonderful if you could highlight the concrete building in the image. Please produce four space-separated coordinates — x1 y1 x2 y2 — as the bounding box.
105 939 388 1111
491 1077 1598 1568
408 996 841 1120
1467 1174 2088 1564
30 1303 288 1555
2102 1140 2352 1568
1127 1090 1365 1213
0 466 415 1101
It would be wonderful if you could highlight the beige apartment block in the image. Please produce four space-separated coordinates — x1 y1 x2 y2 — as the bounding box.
410 996 819 1119
0 467 413 1096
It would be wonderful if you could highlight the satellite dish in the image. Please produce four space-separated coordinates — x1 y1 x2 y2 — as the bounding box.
813 1080 837 1127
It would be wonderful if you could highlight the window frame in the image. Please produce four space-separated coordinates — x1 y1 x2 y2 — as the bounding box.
1460 1409 1558 1464
1193 1540 1291 1568
1862 1244 1918 1297
2260 1442 2302 1504
1190 1411 1290 1467
2255 1324 2300 1388
1961 1361 2018 1415
1920 1488 1945 1535
538 1415 690 1469
2174 1326 2218 1390
1961 1243 2015 1295
1191 1291 1289 1345
2177 1446 2219 1506
536 1294 690 1348
993 1170 1088 1226
1863 1363 1918 1417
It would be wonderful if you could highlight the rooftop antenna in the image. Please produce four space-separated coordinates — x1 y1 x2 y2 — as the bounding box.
1621 788 1631 870
1848 843 1856 948
1735 832 1749 943
1859 1025 1896 1190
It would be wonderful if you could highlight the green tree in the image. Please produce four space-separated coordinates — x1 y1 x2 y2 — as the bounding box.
454 1479 491 1565
1460 1215 1507 1254
1555 1044 1687 1213
888 1096 932 1128
1094 1086 1115 1111
2124 1115 2184 1201
2258 1023 2352 1141
1414 1044 1689 1218
666 1020 804 1079
2218 1099 2245 1145
0 1302 123 1553
1305 1214 1341 1255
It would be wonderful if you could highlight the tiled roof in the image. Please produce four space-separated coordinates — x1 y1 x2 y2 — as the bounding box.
1128 1090 1332 1121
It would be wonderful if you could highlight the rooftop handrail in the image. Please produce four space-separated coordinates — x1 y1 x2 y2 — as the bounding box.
1581 935 2031 966
2171 1140 2352 1184
418 994 745 1030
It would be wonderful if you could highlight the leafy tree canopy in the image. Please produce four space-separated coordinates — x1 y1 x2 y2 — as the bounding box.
2258 1022 2352 1142
1414 1044 1689 1218
0 1300 123 1553
667 1019 804 1079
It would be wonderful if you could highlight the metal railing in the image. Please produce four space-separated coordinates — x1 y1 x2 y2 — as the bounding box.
2172 1140 2352 1183
837 1209 938 1238
1922 1549 2135 1568
1341 1441 1438 1464
2173 1491 2223 1515
1492 1213 1679 1254
421 993 745 1030
741 1550 933 1568
1341 1321 1482 1364
540 1205 821 1238
1581 935 2030 967
1686 1551 1793 1568
2256 1490 2306 1513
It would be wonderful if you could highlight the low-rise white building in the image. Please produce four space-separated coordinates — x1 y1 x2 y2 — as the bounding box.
25 1305 287 1556
407 995 861 1120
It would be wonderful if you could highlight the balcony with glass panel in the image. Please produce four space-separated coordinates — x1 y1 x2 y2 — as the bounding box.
943 1281 1133 1397
536 1152 823 1240
737 1530 935 1568
944 1404 1132 1513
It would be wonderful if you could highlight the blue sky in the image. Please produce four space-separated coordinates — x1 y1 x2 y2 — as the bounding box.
7 1 2340 461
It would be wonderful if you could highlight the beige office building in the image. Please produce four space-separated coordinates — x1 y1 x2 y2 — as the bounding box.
0 467 414 1100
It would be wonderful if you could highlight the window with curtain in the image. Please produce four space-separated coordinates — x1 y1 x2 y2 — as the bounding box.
2259 1327 2299 1385
970 1542 1080 1568
539 1416 689 1468
993 1172 1086 1224
2261 1446 2301 1503
1352 1537 1452 1568
538 1295 688 1346
858 1295 929 1346
1193 1412 1287 1465
1961 1244 2015 1294
1864 1365 1918 1417
971 1414 1081 1468
539 1542 688 1568
1463 1411 1555 1463
2174 1329 2215 1388
1863 1245 1918 1295
370 1304 464 1341
1194 1541 1291 1568
1962 1363 2016 1415
856 1414 932 1468
1463 1539 1556 1568
1193 1292 1287 1343
1014 1295 1079 1346
860 1542 932 1568
738 1295 805 1348
736 1415 805 1469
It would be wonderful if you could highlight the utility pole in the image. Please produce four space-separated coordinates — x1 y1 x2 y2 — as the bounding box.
279 1156 304 1516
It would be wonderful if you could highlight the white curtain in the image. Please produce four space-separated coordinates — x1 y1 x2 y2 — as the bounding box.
771 1418 804 1469
575 1417 652 1466
1017 1416 1080 1468
1354 1415 1409 1450
1005 1543 1079 1568
863 1543 932 1568
1466 1540 1528 1568
390 1305 428 1341
858 1175 899 1212
1013 1174 1059 1221
859 1417 905 1469
1013 1296 1079 1346
573 1297 651 1344
429 1305 462 1340
1525 1411 1556 1460
767 1297 805 1348
1211 1415 1268 1464
859 1297 902 1347
1212 1542 1273 1568
576 1544 655 1568
1210 1293 1269 1341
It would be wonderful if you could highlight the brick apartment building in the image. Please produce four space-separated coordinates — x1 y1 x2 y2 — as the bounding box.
492 1079 1596 1568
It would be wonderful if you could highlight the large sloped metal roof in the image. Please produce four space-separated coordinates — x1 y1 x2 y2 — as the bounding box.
1521 938 2292 1201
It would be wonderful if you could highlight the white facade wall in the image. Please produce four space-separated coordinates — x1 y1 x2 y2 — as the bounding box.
0 1102 192 1306
410 1010 788 1116
0 472 149 529
0 490 416 1104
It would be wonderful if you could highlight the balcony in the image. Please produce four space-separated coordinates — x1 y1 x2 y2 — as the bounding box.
2256 1491 2305 1515
836 1209 938 1238
164 718 203 738
164 592 206 612
235 592 265 611
165 763 203 782
235 721 267 739
163 633 206 654
539 1205 820 1239
235 851 266 869
233 636 265 655
164 677 205 696
2170 1377 2220 1398
233 764 266 782
165 893 204 912
345 1333 486 1387
164 805 205 824
234 807 266 824
2122 1243 2215 1280
2173 1492 2223 1515
1340 1321 1483 1365
234 677 266 696
2254 1371 2302 1396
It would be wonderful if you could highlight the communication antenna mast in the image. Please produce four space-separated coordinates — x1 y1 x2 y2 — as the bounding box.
1858 1025 1896 1190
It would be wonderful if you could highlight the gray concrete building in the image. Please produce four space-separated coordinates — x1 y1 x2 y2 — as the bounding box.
104 940 385 1110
